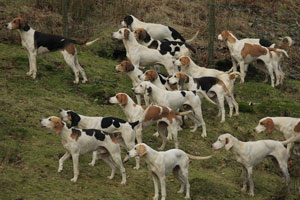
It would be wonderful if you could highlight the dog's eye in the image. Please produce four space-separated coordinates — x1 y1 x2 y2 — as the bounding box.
134 147 136 150
140 85 142 87
49 118 51 121
119 31 121 33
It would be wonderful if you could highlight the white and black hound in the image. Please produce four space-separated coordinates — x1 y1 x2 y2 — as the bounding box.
6 18 99 83
134 28 195 57
60 109 141 169
40 116 126 184
121 15 198 43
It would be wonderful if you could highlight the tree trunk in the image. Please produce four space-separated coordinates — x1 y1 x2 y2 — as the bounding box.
208 0 215 67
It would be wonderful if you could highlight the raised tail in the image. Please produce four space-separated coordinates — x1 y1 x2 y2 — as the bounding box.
276 49 289 58
187 154 212 160
75 37 100 46
129 121 140 129
217 79 231 97
196 89 217 105
185 30 199 44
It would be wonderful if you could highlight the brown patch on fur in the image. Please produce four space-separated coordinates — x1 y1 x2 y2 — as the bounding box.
51 117 64 134
177 72 189 87
110 132 121 144
116 93 128 105
261 118 275 134
225 137 229 144
134 28 147 41
294 122 300 132
63 43 76 55
180 56 190 68
221 30 236 43
133 104 137 107
141 105 179 124
241 43 267 59
217 80 231 96
71 129 81 141
136 144 147 157
229 74 236 80
11 18 25 30
144 70 158 82
124 29 130 40
117 61 134 72
167 82 178 90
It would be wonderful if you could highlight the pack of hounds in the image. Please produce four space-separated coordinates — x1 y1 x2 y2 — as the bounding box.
6 14 299 199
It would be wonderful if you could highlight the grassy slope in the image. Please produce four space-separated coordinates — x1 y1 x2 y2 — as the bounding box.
0 42 300 200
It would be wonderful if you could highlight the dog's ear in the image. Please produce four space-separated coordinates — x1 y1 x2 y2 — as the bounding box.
224 137 233 151
146 70 157 82
294 122 300 132
67 111 81 127
261 118 275 134
17 18 25 30
139 29 147 40
124 29 130 40
125 61 134 72
52 117 64 134
146 86 152 95
180 56 190 67
221 30 229 41
117 94 128 105
136 144 147 157
178 72 187 87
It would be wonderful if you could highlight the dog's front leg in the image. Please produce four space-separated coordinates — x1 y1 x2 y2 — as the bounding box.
58 152 70 172
152 172 159 200
29 51 37 79
159 175 167 200
70 153 79 182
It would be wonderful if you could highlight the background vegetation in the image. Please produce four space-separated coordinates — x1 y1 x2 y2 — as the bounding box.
0 0 300 199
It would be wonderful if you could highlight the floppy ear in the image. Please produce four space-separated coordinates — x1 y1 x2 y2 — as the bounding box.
294 122 300 132
221 31 229 41
120 94 128 105
262 118 275 134
181 57 190 67
178 73 187 87
125 61 134 72
18 18 25 30
146 86 152 95
124 29 130 40
136 145 147 157
139 29 146 40
67 111 81 127
54 120 64 135
224 137 233 151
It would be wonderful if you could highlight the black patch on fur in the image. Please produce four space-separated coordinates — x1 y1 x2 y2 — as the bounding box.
67 111 81 127
147 86 152 94
194 77 218 93
83 129 107 141
71 128 81 137
158 73 167 84
34 31 76 51
181 91 186 97
101 117 126 129
148 40 159 49
160 42 172 52
124 15 133 26
259 39 273 47
129 121 139 129
23 23 30 31
168 26 185 42
159 49 168 55
174 47 180 52
192 91 197 95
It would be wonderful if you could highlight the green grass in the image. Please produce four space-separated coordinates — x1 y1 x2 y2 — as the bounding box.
0 42 300 200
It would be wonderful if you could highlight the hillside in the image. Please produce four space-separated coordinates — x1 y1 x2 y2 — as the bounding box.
1 1 300 200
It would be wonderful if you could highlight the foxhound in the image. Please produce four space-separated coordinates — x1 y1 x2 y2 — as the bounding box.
121 15 199 43
212 133 290 196
115 60 149 105
134 81 216 137
112 28 176 74
6 18 99 83
254 117 300 156
40 116 126 184
134 28 194 57
139 69 169 90
174 56 240 119
168 72 238 123
128 143 211 200
218 30 288 87
109 93 191 150
60 109 140 169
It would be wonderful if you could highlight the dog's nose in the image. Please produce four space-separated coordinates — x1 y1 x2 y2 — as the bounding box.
253 128 256 132
59 109 62 112
126 151 129 155
5 23 8 27
138 75 141 79
39 119 42 122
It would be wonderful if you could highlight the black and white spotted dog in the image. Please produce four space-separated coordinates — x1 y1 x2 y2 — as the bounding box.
121 15 198 43
134 28 196 57
60 109 141 169
6 18 99 83
40 116 126 184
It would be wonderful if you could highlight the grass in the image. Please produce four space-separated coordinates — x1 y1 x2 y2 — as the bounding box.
0 41 300 200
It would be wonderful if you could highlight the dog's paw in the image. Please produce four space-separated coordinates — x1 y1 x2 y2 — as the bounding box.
152 132 159 137
88 162 95 166
70 177 77 182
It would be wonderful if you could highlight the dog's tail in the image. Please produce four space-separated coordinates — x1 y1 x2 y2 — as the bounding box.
196 89 217 105
276 49 289 58
187 154 212 160
185 31 199 44
217 79 231 97
129 121 140 129
176 110 192 116
75 38 100 46
281 135 300 145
